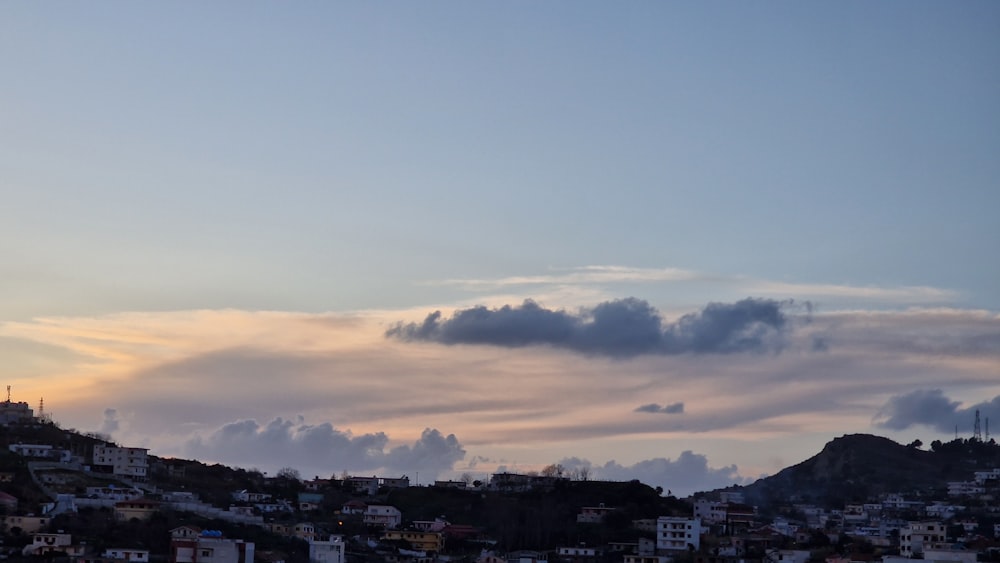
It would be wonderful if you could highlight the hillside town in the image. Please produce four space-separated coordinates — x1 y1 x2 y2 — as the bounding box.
1 395 999 563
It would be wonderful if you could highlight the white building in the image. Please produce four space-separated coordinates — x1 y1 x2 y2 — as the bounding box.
104 548 151 562
309 535 345 563
656 516 700 552
693 498 726 524
93 445 149 481
923 547 977 563
900 521 946 557
8 444 71 462
364 504 402 529
171 532 254 563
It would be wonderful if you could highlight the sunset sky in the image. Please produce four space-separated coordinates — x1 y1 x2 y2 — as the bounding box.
2 2 999 496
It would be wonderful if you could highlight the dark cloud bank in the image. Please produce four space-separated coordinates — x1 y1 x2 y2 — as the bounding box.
387 297 798 358
875 389 1000 434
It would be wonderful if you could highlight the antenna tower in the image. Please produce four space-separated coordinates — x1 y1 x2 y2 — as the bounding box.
987 418 991 442
38 397 44 418
5 385 9 403
974 409 982 441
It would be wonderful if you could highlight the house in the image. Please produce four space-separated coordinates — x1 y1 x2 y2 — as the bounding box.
348 476 380 495
0 399 33 424
382 530 444 552
767 549 810 563
623 556 671 563
433 480 467 489
364 505 402 529
299 492 324 511
171 530 254 563
295 522 317 541
557 545 602 563
657 516 701 552
232 490 272 503
309 535 345 563
102 548 151 562
900 521 947 557
171 526 203 539
92 445 149 481
506 551 548 563
114 498 160 521
694 498 728 524
2 514 50 533
382 476 410 488
23 532 73 556
9 443 72 462
305 477 331 491
342 500 367 514
922 547 977 563
577 504 616 523
87 486 143 501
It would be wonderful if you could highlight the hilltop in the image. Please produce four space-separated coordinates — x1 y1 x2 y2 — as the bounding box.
733 433 1000 508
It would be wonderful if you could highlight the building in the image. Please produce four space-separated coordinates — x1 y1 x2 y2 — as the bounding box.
364 505 402 529
171 531 254 563
0 398 33 424
23 533 73 556
309 535 345 563
577 504 617 523
92 445 149 481
382 476 410 488
9 443 72 462
900 522 947 557
347 476 380 495
294 522 317 541
557 545 602 563
382 530 445 552
115 498 160 521
2 514 50 534
232 490 271 503
299 492 324 511
102 548 151 562
657 516 701 552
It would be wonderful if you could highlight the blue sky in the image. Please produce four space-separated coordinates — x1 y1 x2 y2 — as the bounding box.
2 2 999 494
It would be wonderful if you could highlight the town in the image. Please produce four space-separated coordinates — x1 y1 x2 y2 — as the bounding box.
1 394 998 563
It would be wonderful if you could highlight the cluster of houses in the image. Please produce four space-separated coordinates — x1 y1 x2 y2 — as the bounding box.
16 525 342 563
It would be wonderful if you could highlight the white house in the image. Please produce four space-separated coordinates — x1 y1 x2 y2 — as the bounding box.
103 548 151 562
900 521 946 557
364 505 402 529
309 535 345 563
656 516 700 552
92 445 149 481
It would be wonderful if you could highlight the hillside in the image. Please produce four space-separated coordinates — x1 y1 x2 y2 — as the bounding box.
736 434 1000 508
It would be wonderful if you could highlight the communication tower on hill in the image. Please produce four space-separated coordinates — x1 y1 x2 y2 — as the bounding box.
974 409 982 441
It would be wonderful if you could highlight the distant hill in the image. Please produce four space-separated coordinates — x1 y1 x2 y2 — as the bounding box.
733 434 1000 508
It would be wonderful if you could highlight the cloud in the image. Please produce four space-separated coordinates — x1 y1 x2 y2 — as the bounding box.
635 402 685 414
874 389 1000 434
386 297 795 358
432 266 704 290
430 265 958 305
185 417 465 481
99 408 120 436
558 451 748 496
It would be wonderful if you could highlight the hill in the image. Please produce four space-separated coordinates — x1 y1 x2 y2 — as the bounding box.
735 434 1000 508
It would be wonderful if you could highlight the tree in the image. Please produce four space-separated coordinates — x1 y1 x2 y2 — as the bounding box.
908 439 923 449
541 464 564 477
277 467 301 481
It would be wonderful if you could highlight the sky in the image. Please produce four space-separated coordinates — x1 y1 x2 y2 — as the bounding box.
2 2 999 496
